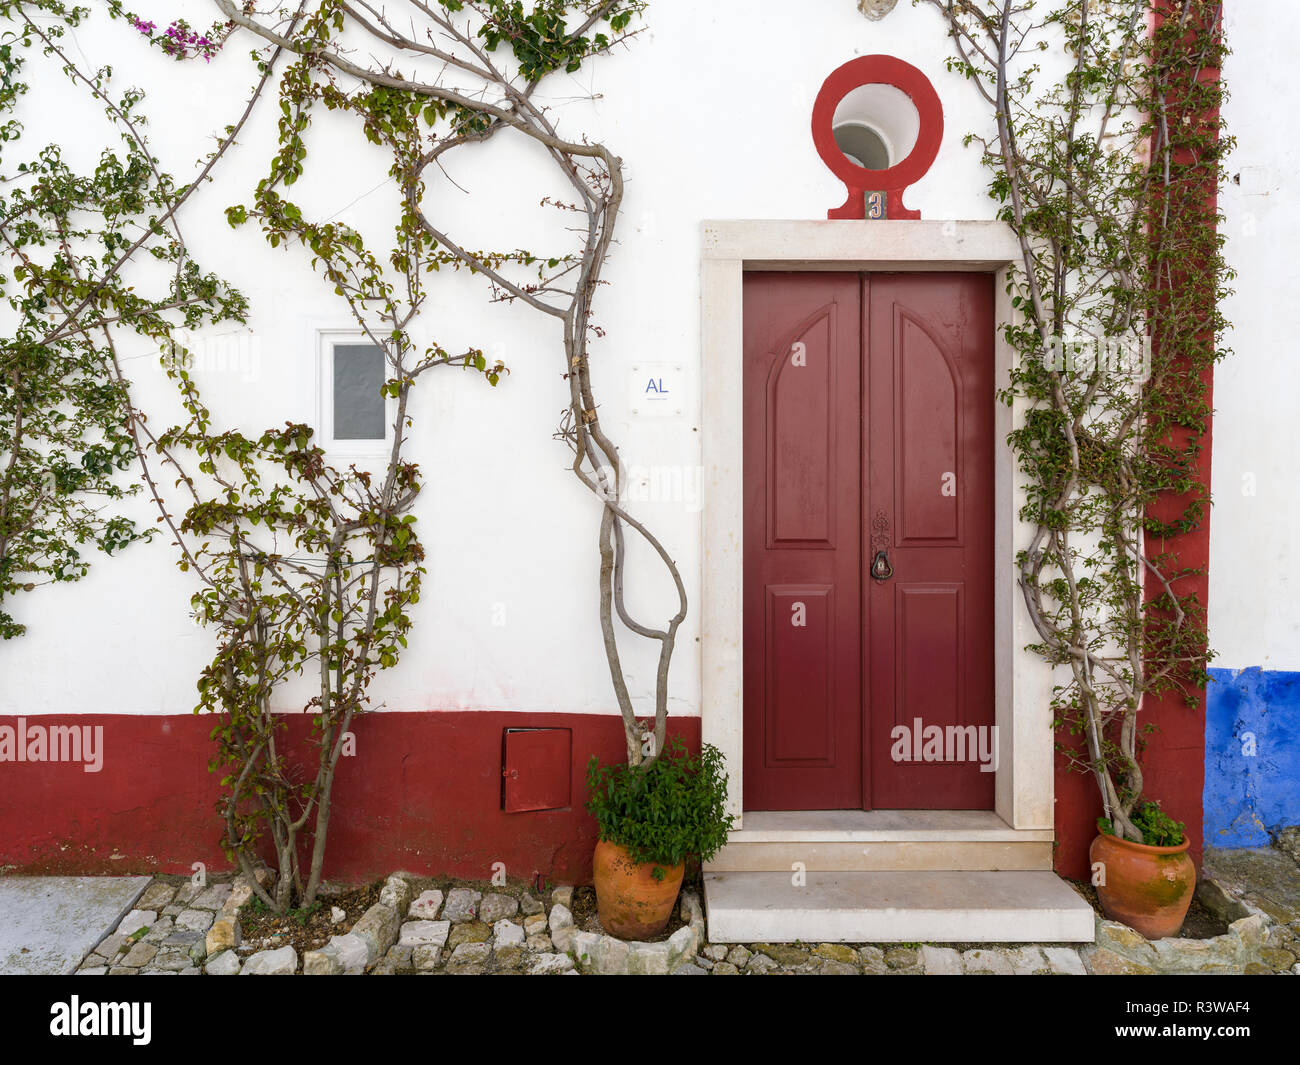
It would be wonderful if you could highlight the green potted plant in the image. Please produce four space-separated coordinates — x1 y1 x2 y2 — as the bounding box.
585 736 735 940
1090 800 1195 940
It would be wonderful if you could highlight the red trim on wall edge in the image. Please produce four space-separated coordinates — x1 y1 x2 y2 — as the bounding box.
0 712 700 885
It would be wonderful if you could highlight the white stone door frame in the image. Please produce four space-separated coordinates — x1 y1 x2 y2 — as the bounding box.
699 219 1054 832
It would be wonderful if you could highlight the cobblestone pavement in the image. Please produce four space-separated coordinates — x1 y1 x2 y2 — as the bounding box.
1204 842 1300 975
72 844 1300 976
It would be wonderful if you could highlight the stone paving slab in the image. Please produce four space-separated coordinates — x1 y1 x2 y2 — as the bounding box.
1204 848 1300 925
0 876 150 975
44 851 1300 976
70 871 1096 976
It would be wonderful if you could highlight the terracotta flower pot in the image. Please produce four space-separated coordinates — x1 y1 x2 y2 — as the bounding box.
592 838 684 941
1090 831 1196 940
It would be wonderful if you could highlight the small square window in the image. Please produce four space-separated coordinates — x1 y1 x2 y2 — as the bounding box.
332 343 386 440
319 332 393 454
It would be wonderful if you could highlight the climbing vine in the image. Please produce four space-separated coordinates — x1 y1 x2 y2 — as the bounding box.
923 0 1230 841
93 0 668 911
101 6 497 911
3 0 671 908
0 0 247 639
212 0 684 775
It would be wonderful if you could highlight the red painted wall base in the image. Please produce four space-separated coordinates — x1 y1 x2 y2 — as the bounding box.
0 711 699 885
2 706 1202 884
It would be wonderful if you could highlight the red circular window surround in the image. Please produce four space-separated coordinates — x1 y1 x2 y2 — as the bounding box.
811 55 943 221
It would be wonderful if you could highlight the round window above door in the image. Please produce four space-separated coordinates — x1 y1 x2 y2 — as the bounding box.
812 55 943 220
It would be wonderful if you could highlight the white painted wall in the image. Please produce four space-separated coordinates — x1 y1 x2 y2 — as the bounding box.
1210 0 1300 672
15 0 1277 722
1 0 1001 719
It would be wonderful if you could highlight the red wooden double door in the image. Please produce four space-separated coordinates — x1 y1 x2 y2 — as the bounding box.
743 272 995 811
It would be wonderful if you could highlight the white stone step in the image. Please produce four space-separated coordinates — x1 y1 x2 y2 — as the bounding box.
703 870 1096 944
706 810 1055 872
731 809 1047 839
707 839 1053 872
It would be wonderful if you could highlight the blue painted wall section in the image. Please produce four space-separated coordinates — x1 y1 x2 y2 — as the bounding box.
1204 667 1300 846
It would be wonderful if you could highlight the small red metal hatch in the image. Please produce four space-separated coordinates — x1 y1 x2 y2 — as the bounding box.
501 728 572 813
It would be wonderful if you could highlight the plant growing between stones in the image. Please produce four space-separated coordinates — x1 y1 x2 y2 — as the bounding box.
122 0 676 911
120 15 509 912
3 0 686 912
0 1 386 909
923 0 1230 842
0 0 477 911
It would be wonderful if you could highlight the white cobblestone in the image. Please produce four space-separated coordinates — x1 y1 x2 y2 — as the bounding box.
921 945 964 975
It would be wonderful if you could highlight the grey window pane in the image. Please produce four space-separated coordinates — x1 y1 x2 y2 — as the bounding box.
333 343 386 440
832 122 891 170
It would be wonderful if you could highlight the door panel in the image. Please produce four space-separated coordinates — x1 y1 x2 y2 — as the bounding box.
743 273 862 810
897 314 960 543
765 585 834 763
867 273 995 809
767 310 837 547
